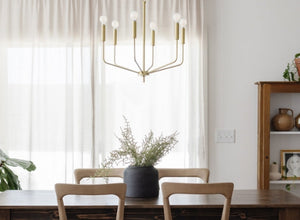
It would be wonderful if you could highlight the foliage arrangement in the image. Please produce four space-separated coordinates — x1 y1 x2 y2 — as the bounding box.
0 149 36 192
283 53 300 82
96 117 178 176
281 165 297 191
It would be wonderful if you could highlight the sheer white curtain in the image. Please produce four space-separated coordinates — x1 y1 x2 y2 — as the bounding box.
0 0 207 190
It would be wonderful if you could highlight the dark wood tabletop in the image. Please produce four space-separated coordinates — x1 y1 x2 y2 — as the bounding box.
0 189 299 208
0 189 299 220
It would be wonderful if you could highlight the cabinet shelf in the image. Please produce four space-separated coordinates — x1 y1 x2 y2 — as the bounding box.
270 180 300 184
256 81 300 190
270 131 300 135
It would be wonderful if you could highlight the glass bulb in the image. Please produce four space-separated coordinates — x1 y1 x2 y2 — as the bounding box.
112 20 119 29
173 13 181 23
180 18 187 27
150 22 157 31
130 11 138 20
99 16 107 24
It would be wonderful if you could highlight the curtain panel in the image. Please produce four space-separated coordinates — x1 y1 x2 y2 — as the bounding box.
0 0 207 189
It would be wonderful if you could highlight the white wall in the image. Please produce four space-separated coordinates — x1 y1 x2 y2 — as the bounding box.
205 0 300 189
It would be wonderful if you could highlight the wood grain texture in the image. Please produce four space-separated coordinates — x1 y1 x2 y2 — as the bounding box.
0 189 299 220
0 210 10 220
262 84 271 189
279 208 300 220
6 208 295 220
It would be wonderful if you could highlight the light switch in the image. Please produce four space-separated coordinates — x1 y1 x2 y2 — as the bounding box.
215 129 235 143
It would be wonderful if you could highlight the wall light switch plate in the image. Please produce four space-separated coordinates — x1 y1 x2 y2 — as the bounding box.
215 129 235 143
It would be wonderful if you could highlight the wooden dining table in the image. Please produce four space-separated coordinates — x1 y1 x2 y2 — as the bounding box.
0 189 299 220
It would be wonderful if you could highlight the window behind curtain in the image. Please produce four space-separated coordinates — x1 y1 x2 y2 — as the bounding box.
0 0 206 190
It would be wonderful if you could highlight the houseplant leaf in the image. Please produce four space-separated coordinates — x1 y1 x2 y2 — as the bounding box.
2 165 21 190
294 53 300 58
0 165 21 191
5 158 36 172
0 149 36 171
0 149 36 191
0 168 9 191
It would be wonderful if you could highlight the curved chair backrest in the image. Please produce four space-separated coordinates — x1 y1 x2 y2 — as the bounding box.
157 168 210 183
55 183 126 220
162 182 234 220
74 168 124 184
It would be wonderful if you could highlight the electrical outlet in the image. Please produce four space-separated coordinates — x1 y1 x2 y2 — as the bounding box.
215 129 235 143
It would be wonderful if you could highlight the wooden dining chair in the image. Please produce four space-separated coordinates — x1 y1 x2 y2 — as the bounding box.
74 168 124 184
157 168 210 183
162 182 234 220
55 183 126 220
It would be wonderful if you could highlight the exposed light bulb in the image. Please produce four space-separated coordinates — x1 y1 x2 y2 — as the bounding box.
179 18 187 27
150 22 157 31
100 1 186 82
99 16 107 24
130 11 138 20
173 13 181 23
112 20 119 29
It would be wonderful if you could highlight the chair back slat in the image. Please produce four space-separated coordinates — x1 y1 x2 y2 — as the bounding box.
162 182 234 220
55 183 126 220
158 168 209 183
74 168 124 184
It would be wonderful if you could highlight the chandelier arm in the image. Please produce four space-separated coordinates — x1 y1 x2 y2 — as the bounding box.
102 42 139 74
133 38 143 72
142 0 146 72
146 45 154 72
147 40 178 73
99 0 186 82
148 59 183 74
149 44 184 74
114 45 117 64
104 61 139 74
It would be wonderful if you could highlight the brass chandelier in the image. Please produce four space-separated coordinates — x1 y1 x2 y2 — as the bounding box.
99 0 186 82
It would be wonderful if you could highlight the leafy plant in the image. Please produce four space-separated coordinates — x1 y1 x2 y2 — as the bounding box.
96 117 178 176
285 176 297 191
281 165 297 191
0 149 36 192
281 165 287 179
283 53 300 82
283 63 297 81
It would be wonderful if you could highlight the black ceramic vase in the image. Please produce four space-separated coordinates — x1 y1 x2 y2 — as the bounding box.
123 166 159 198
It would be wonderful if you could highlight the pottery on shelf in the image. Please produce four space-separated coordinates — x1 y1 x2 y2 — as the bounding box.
271 108 294 131
269 163 281 181
294 58 300 77
295 113 300 130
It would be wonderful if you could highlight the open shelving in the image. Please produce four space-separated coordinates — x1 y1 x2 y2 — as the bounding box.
256 81 300 189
